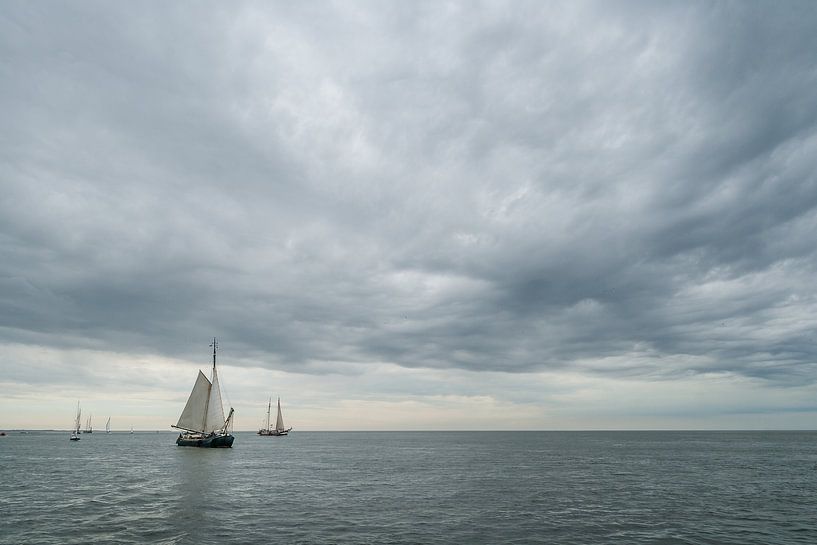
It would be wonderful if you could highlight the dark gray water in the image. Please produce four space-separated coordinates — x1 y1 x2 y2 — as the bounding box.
1 431 815 544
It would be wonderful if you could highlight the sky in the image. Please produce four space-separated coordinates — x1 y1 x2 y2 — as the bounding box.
2 1 817 431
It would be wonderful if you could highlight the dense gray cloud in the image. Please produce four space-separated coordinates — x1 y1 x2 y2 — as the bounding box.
2 0 817 397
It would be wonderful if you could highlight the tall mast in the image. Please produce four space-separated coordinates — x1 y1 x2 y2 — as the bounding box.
201 337 218 432
267 397 271 431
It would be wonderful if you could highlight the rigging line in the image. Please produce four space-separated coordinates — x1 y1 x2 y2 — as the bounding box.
219 357 234 412
222 383 233 411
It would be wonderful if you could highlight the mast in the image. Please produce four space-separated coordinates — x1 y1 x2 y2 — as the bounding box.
202 337 217 432
204 337 225 433
267 397 271 431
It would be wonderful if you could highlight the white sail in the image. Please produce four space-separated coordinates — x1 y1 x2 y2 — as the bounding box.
176 371 211 432
275 398 285 432
74 403 82 433
105 417 111 433
204 364 225 433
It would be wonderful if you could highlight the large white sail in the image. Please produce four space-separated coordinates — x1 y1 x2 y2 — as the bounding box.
204 364 225 433
275 398 285 432
176 371 211 432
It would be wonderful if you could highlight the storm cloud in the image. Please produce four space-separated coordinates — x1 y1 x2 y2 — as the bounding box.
2 1 817 428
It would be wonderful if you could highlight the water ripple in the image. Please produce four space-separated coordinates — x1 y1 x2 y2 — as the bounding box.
1 431 816 544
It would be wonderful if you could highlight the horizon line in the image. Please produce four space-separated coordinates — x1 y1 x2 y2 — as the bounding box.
5 428 817 433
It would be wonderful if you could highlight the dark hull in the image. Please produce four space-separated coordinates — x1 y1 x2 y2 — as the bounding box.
258 428 291 436
176 433 234 448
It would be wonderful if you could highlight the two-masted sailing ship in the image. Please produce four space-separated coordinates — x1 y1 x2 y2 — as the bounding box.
70 401 81 441
172 338 235 448
258 397 292 436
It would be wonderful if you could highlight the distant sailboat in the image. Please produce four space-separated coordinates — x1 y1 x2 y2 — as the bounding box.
258 397 292 436
172 338 235 448
70 402 81 441
258 398 273 435
130 426 134 434
83 414 93 433
105 417 111 434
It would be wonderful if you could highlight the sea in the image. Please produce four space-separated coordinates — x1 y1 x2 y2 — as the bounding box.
1 431 815 544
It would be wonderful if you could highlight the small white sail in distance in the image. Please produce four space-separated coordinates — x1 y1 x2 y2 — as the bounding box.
74 402 82 433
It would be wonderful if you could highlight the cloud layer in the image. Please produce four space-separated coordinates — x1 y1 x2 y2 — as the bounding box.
2 1 817 428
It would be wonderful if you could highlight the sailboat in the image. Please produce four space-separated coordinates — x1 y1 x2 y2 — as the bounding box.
83 414 93 433
70 401 82 441
258 397 292 436
172 338 235 448
105 417 111 434
258 398 273 435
